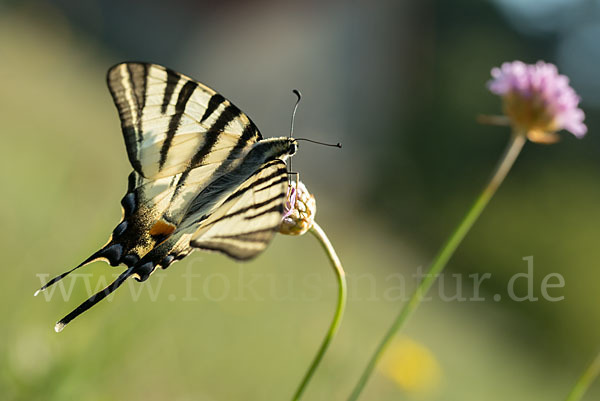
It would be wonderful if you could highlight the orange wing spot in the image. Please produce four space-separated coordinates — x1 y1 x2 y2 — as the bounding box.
149 220 176 237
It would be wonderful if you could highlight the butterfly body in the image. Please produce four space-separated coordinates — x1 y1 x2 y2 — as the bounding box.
39 62 297 331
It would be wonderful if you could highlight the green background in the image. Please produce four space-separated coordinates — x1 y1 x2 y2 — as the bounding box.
1 0 599 400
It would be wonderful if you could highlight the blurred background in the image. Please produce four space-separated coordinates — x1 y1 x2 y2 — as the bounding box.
1 0 600 400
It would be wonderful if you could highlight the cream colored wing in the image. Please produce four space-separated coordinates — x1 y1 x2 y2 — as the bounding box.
107 62 261 179
187 159 288 260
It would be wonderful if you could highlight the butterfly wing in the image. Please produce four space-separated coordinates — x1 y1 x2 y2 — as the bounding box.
43 63 297 331
128 159 289 276
52 160 289 330
189 159 289 260
107 62 262 179
39 63 264 293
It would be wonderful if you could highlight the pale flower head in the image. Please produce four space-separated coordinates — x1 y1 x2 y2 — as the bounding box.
488 61 586 143
279 180 316 236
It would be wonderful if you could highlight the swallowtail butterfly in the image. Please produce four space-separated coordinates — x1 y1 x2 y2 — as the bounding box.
37 63 298 331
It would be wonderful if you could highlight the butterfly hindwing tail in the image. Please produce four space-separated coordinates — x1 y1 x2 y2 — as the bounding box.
54 267 136 332
35 241 127 296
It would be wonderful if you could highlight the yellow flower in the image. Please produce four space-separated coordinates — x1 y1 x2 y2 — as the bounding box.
379 337 442 395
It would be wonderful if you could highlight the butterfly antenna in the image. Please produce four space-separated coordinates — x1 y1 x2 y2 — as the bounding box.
296 138 342 148
289 89 302 177
54 266 136 332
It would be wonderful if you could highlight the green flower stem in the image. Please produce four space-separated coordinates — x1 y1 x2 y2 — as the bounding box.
565 351 600 401
348 133 527 401
292 221 347 401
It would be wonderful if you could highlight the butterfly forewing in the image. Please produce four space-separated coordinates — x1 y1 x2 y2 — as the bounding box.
107 63 262 179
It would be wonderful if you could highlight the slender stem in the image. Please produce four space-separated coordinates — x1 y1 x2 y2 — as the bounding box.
348 133 527 401
565 351 600 401
292 221 347 401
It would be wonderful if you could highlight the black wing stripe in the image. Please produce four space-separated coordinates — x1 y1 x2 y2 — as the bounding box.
243 204 284 221
224 165 287 203
186 159 285 222
141 64 148 110
191 228 278 261
126 63 148 143
176 124 258 193
189 243 251 261
171 130 221 197
207 122 260 181
161 68 180 114
188 130 222 167
254 176 288 193
210 227 280 241
126 64 148 113
123 126 144 174
208 104 242 133
187 160 287 261
200 194 283 229
201 94 225 123
159 80 198 170
171 103 243 190
107 65 146 175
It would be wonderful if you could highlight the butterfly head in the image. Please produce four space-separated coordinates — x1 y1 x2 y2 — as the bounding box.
251 137 298 163
275 137 298 160
289 138 298 156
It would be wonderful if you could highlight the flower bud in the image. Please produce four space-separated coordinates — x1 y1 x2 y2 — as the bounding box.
279 180 316 236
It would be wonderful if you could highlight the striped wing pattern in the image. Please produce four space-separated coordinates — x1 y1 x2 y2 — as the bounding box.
41 63 294 331
189 159 288 260
53 160 289 332
107 62 262 179
99 62 268 265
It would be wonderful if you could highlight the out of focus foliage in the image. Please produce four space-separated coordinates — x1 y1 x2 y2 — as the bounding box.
1 0 599 400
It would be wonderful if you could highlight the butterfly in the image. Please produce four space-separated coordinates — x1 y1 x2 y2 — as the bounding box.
37 62 298 331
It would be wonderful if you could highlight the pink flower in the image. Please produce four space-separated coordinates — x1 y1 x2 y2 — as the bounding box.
488 61 586 142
